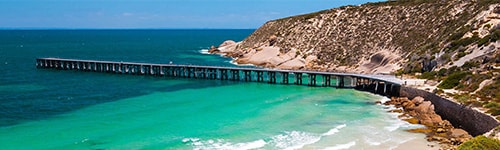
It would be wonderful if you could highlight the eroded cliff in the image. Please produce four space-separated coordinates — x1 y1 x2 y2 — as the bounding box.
214 0 499 75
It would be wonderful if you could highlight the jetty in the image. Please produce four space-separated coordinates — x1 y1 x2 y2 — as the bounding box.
36 58 402 97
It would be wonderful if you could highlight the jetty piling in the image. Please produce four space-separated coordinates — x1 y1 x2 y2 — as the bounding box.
36 58 402 96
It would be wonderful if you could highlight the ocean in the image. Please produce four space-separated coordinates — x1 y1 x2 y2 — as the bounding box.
0 29 426 149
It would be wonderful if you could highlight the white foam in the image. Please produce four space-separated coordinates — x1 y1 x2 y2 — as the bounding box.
322 124 347 136
199 49 210 54
384 120 407 132
321 141 356 150
364 137 390 146
270 131 321 150
182 138 266 150
228 59 255 67
378 97 391 104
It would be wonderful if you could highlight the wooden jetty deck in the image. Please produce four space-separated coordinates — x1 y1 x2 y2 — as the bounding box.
36 58 402 97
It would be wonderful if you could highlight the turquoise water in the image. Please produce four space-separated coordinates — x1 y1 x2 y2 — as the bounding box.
0 30 423 149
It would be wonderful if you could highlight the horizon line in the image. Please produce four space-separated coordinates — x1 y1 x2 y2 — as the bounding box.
0 27 257 30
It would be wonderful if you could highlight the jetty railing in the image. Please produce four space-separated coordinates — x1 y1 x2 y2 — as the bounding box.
36 58 402 97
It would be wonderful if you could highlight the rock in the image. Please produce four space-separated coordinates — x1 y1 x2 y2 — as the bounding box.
208 45 219 53
269 35 277 46
449 129 471 138
494 6 500 14
404 117 419 124
218 41 240 53
401 100 415 109
375 100 382 104
430 136 450 144
246 46 280 65
407 128 432 133
305 55 318 68
277 57 305 70
390 109 403 113
415 101 432 114
437 128 446 133
218 40 236 47
411 96 425 105
430 114 443 124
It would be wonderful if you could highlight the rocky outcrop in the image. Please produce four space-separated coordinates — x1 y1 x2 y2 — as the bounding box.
400 86 500 136
209 40 240 54
212 0 498 74
385 97 473 148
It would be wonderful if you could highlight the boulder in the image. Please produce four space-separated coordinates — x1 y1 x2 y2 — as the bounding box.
305 55 318 66
218 41 240 53
415 101 432 114
401 100 415 109
269 35 277 46
218 40 236 47
412 96 425 105
208 45 219 53
449 129 471 138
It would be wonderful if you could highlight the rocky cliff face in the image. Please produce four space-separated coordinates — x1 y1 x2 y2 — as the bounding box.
216 0 499 74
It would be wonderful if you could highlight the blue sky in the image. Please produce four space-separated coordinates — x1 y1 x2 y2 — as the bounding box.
0 0 384 29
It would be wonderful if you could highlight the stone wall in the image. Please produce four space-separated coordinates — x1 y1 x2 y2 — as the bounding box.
400 86 499 136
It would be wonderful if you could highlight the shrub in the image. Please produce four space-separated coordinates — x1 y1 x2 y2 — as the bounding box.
485 102 500 109
485 24 492 29
454 94 472 104
456 51 468 60
438 68 448 76
419 71 436 80
449 35 480 51
478 35 491 47
487 109 500 116
457 135 500 150
437 71 469 89
458 74 491 92
447 66 459 74
477 79 500 102
491 29 500 42
462 61 479 70
439 53 451 62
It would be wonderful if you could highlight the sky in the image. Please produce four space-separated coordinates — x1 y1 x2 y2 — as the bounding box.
0 0 384 29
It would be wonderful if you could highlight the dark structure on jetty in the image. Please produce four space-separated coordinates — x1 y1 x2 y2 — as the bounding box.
36 58 402 97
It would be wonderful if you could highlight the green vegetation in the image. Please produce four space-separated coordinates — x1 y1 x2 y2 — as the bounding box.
437 71 470 89
455 51 468 60
461 61 480 70
478 35 491 47
366 0 440 6
419 71 437 80
491 29 500 41
458 73 491 92
448 35 480 52
477 29 500 47
477 77 500 102
457 136 500 150
485 102 500 116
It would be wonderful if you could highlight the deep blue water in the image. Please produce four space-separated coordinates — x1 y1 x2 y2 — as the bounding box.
0 29 253 126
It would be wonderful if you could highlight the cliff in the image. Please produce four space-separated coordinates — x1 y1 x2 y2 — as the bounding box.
213 0 499 75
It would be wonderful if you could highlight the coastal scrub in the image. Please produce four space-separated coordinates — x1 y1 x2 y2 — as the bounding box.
457 135 500 150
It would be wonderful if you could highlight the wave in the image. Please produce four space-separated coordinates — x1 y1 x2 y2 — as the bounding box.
196 47 255 67
199 49 210 55
322 124 347 136
228 59 255 67
270 131 321 150
183 124 351 150
182 138 266 150
377 97 391 105
321 141 356 150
